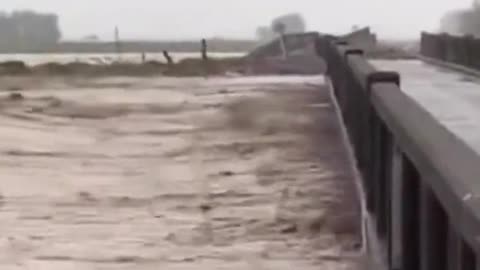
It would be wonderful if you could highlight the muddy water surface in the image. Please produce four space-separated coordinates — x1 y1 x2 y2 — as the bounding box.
0 76 361 269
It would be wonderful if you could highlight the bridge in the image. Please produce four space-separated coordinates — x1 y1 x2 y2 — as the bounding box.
312 32 480 270
247 29 480 269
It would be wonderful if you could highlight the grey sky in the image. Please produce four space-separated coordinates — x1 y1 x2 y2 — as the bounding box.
1 0 474 40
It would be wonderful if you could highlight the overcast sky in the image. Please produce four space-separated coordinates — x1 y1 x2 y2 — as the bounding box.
0 0 475 40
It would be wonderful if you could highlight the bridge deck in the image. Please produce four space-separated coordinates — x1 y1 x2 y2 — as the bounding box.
372 59 480 154
0 75 361 269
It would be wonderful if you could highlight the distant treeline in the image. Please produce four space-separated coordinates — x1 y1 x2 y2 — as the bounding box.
53 39 257 54
0 10 256 53
0 10 61 51
440 2 480 37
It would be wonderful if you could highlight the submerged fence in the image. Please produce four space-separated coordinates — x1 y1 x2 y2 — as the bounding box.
318 36 480 270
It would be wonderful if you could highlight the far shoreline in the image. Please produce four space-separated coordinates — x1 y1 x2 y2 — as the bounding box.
0 39 258 55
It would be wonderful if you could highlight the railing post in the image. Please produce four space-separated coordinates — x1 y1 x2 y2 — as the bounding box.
446 231 476 270
344 48 365 170
365 72 400 218
390 144 403 270
419 184 447 270
398 156 420 270
447 225 462 270
325 34 480 270
460 241 476 270
374 123 392 238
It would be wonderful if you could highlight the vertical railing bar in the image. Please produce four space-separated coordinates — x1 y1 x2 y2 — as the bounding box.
401 156 420 270
419 184 447 270
447 222 462 270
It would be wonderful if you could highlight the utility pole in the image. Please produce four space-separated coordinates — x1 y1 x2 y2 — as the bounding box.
201 39 208 61
201 39 208 77
273 22 287 60
114 26 121 60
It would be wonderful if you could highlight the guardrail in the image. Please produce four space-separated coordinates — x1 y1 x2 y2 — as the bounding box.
319 36 480 270
421 32 480 70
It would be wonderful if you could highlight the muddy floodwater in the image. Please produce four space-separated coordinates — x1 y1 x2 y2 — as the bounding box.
0 75 361 269
0 52 246 66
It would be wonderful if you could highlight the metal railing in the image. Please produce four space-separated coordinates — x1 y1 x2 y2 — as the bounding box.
318 36 480 270
421 32 480 70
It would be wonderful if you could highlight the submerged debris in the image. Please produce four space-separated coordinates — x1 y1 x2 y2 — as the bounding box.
0 57 247 77
7 92 24 101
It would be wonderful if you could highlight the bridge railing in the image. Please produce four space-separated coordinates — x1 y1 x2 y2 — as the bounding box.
318 37 480 270
421 32 480 70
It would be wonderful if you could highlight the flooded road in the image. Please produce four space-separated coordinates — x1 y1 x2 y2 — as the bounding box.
0 75 360 269
372 59 480 155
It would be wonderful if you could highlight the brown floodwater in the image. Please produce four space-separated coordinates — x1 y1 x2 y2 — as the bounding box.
0 75 361 269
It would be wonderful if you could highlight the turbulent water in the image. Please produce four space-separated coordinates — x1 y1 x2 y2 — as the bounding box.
0 52 246 66
0 76 362 268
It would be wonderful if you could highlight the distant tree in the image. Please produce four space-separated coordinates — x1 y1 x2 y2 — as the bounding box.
270 13 306 34
272 22 286 36
255 13 307 43
256 26 274 41
440 2 480 36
